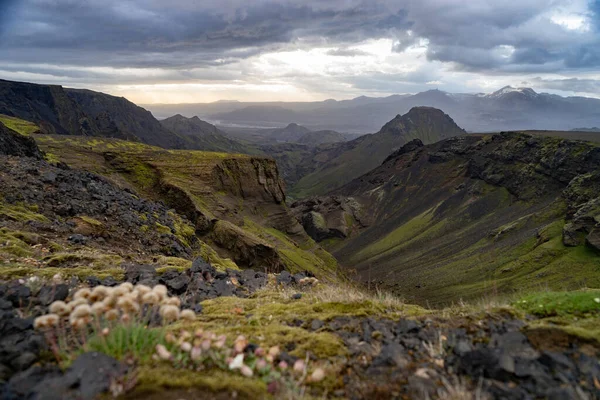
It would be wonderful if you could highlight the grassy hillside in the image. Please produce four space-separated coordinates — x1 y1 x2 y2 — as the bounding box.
290 107 466 198
294 133 600 305
32 133 338 279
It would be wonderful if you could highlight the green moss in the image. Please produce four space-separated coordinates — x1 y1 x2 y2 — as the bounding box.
154 222 172 235
43 251 123 270
155 257 192 274
198 242 240 271
0 115 39 136
0 201 49 223
78 216 103 227
133 366 267 399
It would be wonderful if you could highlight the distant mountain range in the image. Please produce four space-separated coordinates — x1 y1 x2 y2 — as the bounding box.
144 86 600 134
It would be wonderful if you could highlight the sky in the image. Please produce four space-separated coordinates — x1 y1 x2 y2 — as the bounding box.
0 0 599 103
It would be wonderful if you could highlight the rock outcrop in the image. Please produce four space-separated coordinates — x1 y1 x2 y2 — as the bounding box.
291 196 368 242
0 122 42 159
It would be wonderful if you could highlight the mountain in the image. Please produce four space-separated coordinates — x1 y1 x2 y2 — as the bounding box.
266 123 311 142
160 114 251 153
289 107 466 198
292 132 600 305
66 88 186 148
0 79 187 148
145 86 600 133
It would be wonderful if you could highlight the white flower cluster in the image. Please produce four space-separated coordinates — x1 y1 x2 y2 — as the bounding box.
34 283 196 330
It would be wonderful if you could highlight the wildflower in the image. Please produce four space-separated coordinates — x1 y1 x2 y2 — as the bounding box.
49 300 70 316
268 346 280 358
153 285 168 298
70 317 87 330
156 344 172 360
594 298 600 304
194 328 204 337
112 286 129 297
229 354 244 370
179 330 192 342
52 273 63 284
254 347 265 357
73 288 92 300
69 298 89 309
214 335 227 349
240 365 253 377
293 359 305 374
180 342 192 352
165 333 176 344
159 305 180 322
256 359 268 371
191 346 202 360
120 313 131 324
180 309 196 321
233 335 248 354
105 309 120 321
90 286 110 302
141 292 160 305
201 340 212 351
310 368 325 382
34 314 59 329
71 304 92 319
119 282 134 292
91 302 107 316
278 361 288 370
163 297 181 307
101 327 110 337
117 296 140 313
135 284 152 296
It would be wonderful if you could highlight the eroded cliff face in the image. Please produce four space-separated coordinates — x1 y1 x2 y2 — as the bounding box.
32 135 337 277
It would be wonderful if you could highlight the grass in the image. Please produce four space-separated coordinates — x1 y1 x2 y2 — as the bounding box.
86 323 166 363
0 114 39 136
0 200 49 223
514 289 600 317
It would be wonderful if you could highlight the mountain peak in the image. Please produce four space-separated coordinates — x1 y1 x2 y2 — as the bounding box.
380 107 466 140
488 86 538 99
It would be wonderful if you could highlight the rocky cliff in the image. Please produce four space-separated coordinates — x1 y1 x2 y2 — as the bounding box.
31 132 337 278
0 121 43 159
0 79 192 149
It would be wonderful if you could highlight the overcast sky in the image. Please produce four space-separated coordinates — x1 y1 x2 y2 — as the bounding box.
0 0 599 103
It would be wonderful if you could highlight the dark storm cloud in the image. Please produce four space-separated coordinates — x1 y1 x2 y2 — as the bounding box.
0 0 410 69
0 0 599 93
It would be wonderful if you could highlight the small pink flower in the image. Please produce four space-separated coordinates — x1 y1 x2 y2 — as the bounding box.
156 344 172 360
254 347 265 357
278 361 288 370
240 364 253 377
256 358 268 370
293 359 305 373
190 347 202 360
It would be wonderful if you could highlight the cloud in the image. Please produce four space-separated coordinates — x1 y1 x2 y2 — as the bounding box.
0 0 599 102
529 77 600 94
